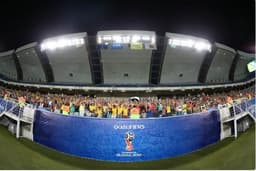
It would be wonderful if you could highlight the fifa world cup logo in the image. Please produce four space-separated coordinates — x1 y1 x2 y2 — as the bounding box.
125 131 135 151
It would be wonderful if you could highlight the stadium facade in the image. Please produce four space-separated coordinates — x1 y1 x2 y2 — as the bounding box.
0 30 254 93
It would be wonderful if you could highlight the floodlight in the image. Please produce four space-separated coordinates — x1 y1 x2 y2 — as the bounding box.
131 35 141 43
151 36 156 44
41 38 85 51
168 39 173 45
97 37 102 44
171 39 181 46
112 35 122 43
103 36 112 41
43 41 57 51
194 42 211 51
122 36 131 43
142 35 150 41
207 44 211 52
168 38 211 52
181 39 194 48
58 39 68 48
247 60 256 72
40 44 45 51
79 38 84 45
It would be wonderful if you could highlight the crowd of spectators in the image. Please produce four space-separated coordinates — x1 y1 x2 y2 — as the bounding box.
0 85 255 119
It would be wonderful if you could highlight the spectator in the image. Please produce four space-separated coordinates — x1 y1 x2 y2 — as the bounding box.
79 103 85 117
130 99 140 119
0 85 255 118
61 102 70 115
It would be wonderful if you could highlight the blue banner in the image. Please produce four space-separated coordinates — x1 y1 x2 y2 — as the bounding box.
33 110 220 162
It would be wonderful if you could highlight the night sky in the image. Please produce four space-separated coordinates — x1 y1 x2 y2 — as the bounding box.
0 0 255 52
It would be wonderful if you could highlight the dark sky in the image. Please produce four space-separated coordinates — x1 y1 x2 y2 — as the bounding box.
0 0 255 52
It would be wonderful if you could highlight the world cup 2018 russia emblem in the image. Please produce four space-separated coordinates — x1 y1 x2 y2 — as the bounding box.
125 131 135 151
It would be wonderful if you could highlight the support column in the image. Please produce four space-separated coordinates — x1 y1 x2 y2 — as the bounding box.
16 119 20 139
86 36 103 84
149 37 167 85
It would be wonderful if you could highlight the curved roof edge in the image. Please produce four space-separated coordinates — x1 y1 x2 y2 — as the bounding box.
0 76 254 91
237 50 255 58
214 42 236 54
16 42 38 52
0 49 15 57
165 32 211 43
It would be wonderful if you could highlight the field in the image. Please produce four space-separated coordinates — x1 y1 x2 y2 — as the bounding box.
0 124 255 170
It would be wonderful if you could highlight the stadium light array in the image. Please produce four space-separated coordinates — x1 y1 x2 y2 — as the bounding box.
97 37 102 44
141 35 150 41
168 38 211 52
97 34 156 45
102 36 112 41
131 35 141 43
194 42 211 51
112 35 122 43
151 36 156 44
122 36 131 43
41 38 84 51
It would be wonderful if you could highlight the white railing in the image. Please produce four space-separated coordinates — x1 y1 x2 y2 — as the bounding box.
0 98 35 139
219 98 255 140
232 98 255 119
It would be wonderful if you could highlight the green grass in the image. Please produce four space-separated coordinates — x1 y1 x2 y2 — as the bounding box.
0 124 255 170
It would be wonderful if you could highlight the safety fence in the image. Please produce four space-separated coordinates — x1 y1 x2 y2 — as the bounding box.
229 98 256 118
0 98 35 139
218 98 255 140
247 98 256 117
0 98 21 116
230 99 249 115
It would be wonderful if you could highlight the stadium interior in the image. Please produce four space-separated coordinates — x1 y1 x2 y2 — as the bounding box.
0 30 255 167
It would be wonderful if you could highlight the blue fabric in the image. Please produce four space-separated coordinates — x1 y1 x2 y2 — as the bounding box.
33 110 220 162
248 98 256 117
0 98 18 115
0 99 5 113
146 111 153 118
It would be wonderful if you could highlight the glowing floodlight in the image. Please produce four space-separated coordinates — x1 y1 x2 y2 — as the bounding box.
97 37 102 44
142 35 150 41
151 36 156 44
41 41 57 51
168 38 211 52
194 42 211 51
41 37 85 51
97 31 156 46
58 39 69 48
103 36 112 41
132 35 141 43
181 39 194 48
122 36 131 43
195 42 207 51
170 39 181 46
247 60 256 72
112 35 122 43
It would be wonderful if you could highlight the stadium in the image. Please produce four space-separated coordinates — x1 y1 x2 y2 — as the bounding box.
0 1 255 170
